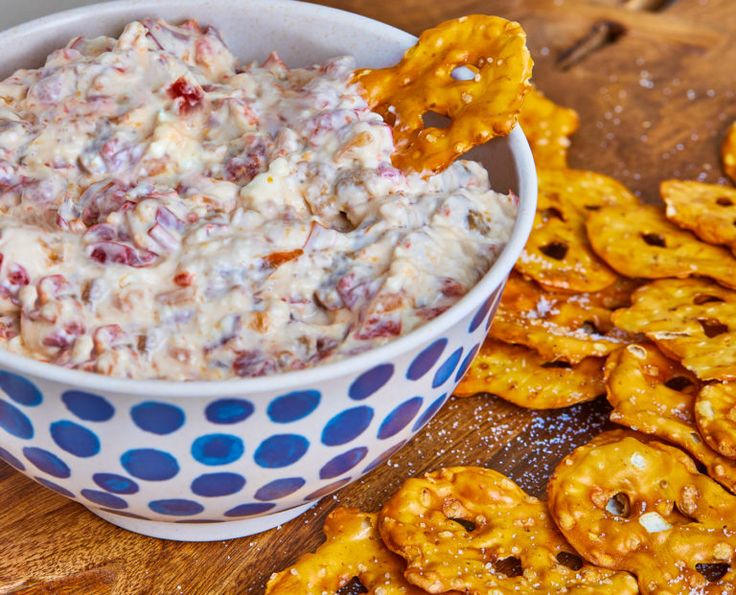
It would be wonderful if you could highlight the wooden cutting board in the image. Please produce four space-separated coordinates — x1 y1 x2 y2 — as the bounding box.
1 0 735 593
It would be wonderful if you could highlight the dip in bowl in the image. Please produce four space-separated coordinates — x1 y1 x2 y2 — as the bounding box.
0 0 536 540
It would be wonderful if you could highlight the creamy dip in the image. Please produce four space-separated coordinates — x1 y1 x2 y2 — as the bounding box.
0 18 516 380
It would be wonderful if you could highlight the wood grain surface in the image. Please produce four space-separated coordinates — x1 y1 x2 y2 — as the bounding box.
1 0 735 593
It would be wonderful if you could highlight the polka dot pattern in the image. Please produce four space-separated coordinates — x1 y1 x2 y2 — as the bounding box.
62 391 114 422
225 502 275 518
412 393 448 432
93 473 139 495
149 499 204 516
304 477 352 502
191 434 244 466
432 347 463 388
35 477 75 498
0 446 25 470
0 400 33 439
50 420 100 457
456 343 481 382
470 292 495 332
268 390 320 423
406 339 447 381
254 434 308 469
23 447 70 478
349 364 393 400
131 402 185 435
321 406 373 446
364 440 407 474
82 488 128 509
191 472 246 497
0 371 42 406
121 449 179 481
377 397 422 440
254 477 305 501
205 399 254 424
319 447 367 480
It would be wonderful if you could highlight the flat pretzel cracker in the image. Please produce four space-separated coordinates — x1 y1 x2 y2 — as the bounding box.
605 343 736 493
587 203 736 290
378 466 637 594
519 86 579 169
612 278 736 381
516 169 638 292
696 383 736 459
548 432 736 593
662 179 736 254
454 338 605 409
489 273 632 364
265 507 424 594
353 15 533 175
723 121 736 183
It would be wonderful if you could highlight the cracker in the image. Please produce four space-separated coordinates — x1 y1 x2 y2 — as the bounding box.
519 86 579 169
695 383 736 460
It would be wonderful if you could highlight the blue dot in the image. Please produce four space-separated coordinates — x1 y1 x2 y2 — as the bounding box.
349 364 394 400
320 447 368 479
81 489 128 509
268 390 320 423
0 446 24 470
321 406 374 446
304 477 352 501
50 421 100 457
191 472 246 497
225 502 275 517
35 477 75 498
432 347 463 388
205 399 254 424
470 292 495 332
254 434 308 468
93 473 139 495
254 477 305 501
130 402 185 435
377 397 423 439
0 372 42 406
121 449 179 481
191 434 244 466
0 400 33 439
364 440 408 473
407 339 447 381
412 393 448 432
23 447 70 478
456 343 481 382
149 499 204 516
62 391 114 422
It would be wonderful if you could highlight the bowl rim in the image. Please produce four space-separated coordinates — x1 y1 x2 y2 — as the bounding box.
0 0 537 397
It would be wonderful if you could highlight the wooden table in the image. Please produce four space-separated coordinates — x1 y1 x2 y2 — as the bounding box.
1 1 735 592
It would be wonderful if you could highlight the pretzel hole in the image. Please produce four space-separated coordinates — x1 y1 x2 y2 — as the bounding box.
422 111 451 129
452 65 479 81
581 320 601 335
716 197 734 207
450 517 477 532
541 360 573 369
695 563 730 582
693 294 725 305
556 551 584 571
493 556 523 578
641 232 666 247
337 577 368 594
541 207 565 221
539 241 568 260
664 376 694 391
698 318 729 338
583 204 601 211
605 492 631 517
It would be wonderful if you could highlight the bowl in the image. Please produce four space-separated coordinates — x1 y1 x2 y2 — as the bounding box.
0 0 537 541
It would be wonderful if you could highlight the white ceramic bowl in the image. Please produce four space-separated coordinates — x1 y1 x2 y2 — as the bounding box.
0 0 536 541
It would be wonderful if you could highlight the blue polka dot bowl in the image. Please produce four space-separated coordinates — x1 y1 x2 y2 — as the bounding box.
0 0 536 541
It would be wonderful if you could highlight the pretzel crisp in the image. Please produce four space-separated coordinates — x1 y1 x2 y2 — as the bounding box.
605 343 736 493
519 86 579 169
696 383 736 460
454 337 605 409
516 169 638 292
265 507 424 594
587 204 736 290
548 432 736 593
489 273 632 364
662 180 736 254
612 278 736 381
353 15 533 175
723 121 736 183
378 466 638 594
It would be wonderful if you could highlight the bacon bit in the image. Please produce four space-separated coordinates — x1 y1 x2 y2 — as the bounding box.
180 19 203 32
264 249 303 268
173 272 193 287
249 311 268 333
7 264 29 287
37 275 72 304
88 242 157 268
43 322 85 350
168 77 204 115
355 315 402 340
316 337 339 359
156 206 185 232
233 350 277 377
336 273 374 310
92 324 127 353
441 277 466 297
417 305 451 321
